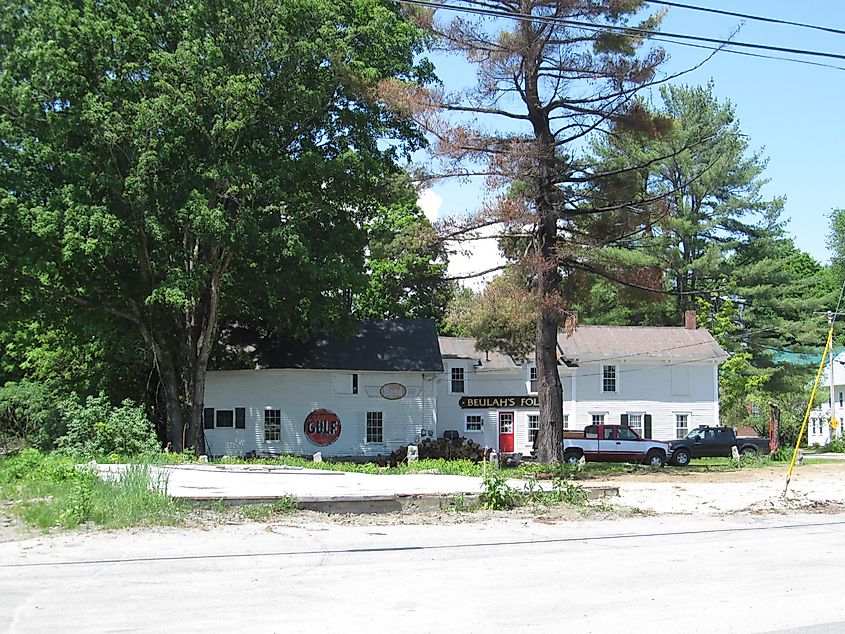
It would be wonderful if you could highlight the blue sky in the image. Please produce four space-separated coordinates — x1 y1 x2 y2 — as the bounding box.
415 1 845 279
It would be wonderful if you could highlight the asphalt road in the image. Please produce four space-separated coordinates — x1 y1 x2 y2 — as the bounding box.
2 513 844 633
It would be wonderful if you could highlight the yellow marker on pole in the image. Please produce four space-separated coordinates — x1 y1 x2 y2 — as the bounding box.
784 327 834 497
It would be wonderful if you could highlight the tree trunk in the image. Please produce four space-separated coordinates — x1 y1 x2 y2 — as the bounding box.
152 340 187 451
534 215 565 464
522 13 565 464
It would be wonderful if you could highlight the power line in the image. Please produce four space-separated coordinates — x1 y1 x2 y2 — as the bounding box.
398 0 845 62
650 36 845 73
647 1 845 37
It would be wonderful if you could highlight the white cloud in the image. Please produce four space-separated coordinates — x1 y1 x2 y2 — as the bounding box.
446 223 507 291
417 189 443 223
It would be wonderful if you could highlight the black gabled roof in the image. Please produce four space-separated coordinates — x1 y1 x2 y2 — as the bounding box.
255 319 443 373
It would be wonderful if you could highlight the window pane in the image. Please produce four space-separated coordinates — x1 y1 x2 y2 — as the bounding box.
675 414 689 439
602 365 616 392
264 409 281 442
628 413 643 435
451 367 465 393
216 410 234 428
366 412 383 443
466 415 482 432
235 407 246 429
203 408 215 430
527 414 540 444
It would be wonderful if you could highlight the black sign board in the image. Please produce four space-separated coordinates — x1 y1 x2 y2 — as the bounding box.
459 396 539 409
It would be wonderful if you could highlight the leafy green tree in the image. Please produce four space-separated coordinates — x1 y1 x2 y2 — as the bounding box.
592 82 785 321
0 0 431 450
444 273 539 360
354 178 452 324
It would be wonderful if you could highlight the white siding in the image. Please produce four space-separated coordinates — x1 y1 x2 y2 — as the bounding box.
204 369 436 457
436 358 722 453
205 353 723 458
569 360 720 440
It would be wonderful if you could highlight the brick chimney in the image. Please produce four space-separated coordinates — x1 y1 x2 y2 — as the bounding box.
684 309 697 330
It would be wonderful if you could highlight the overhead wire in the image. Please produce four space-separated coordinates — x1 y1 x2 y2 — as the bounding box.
396 0 845 62
647 0 845 37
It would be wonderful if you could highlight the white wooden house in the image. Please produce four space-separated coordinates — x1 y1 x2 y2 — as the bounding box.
203 318 728 458
202 320 442 458
437 322 728 456
808 351 845 446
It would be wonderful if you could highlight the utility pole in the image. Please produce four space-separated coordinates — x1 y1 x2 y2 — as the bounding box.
828 311 839 441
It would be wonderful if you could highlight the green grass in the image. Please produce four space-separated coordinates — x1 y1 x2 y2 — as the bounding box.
238 497 298 521
0 449 187 529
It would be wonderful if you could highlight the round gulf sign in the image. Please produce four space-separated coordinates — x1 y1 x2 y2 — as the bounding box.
304 409 341 446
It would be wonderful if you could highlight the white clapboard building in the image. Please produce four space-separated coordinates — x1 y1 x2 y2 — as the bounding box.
437 318 728 456
808 351 845 446
203 317 728 457
203 320 443 458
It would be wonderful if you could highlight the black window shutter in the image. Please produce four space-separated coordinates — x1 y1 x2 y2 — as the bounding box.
203 408 215 429
621 413 629 426
644 414 652 439
235 407 246 429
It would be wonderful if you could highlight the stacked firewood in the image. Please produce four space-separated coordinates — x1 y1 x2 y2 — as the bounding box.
387 436 486 465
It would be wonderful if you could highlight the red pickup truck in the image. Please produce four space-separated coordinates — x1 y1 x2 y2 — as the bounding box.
563 424 671 468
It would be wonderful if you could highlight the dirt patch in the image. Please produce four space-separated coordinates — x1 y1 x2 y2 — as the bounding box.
0 503 34 543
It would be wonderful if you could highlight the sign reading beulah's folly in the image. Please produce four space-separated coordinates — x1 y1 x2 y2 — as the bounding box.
304 409 341 446
459 396 539 409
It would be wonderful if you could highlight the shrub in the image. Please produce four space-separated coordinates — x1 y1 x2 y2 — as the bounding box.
824 437 845 454
550 478 588 505
770 446 794 462
56 395 159 458
480 466 518 510
0 380 64 450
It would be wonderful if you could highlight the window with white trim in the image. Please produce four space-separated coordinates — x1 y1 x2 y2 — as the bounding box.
591 412 606 426
628 413 644 436
529 366 538 393
527 414 540 445
675 413 689 439
366 411 383 444
562 414 569 430
465 414 483 432
264 409 281 442
602 365 617 393
450 367 465 393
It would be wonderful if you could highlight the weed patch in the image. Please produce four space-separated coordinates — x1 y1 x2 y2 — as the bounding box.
1 451 186 529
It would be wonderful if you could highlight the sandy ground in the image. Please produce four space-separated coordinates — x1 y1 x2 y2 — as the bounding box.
584 462 845 515
3 462 844 541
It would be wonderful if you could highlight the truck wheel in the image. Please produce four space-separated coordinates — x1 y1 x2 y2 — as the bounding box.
564 450 582 466
672 449 691 467
645 450 666 468
740 447 757 459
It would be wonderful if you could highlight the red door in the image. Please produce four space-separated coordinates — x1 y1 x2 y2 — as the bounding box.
499 412 514 453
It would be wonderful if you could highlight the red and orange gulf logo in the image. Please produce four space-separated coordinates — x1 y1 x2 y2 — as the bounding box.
304 409 341 446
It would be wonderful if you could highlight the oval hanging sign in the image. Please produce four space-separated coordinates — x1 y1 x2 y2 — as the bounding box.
304 409 341 446
379 383 407 400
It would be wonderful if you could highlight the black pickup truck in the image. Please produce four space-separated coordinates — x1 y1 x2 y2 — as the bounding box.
667 426 770 466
